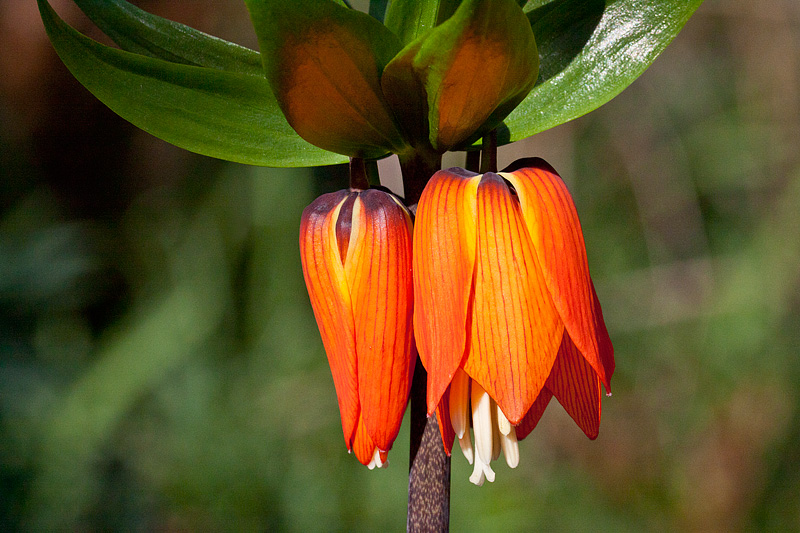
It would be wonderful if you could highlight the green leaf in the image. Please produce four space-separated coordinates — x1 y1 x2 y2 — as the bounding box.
382 0 538 153
38 0 345 167
383 0 460 45
496 0 705 145
72 0 264 76
246 0 407 159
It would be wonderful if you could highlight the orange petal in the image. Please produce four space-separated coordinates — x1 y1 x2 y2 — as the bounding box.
347 190 416 452
413 168 480 415
502 159 614 390
591 280 615 387
434 389 456 457
300 191 359 448
463 173 564 424
352 413 378 466
546 333 602 439
514 388 553 441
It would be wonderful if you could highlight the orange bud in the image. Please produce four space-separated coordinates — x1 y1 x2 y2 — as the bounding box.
300 188 415 465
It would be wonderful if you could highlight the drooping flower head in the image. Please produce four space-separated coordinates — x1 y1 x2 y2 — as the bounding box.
300 188 415 468
413 158 615 485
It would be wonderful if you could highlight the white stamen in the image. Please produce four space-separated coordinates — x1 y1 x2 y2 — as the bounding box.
471 380 493 466
469 459 485 486
483 460 496 483
459 377 525 485
449 369 470 439
490 399 501 462
367 448 386 470
500 426 520 468
496 404 512 436
457 429 474 465
469 455 496 486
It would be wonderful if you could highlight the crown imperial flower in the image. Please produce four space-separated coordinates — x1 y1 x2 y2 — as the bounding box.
300 188 415 468
413 158 615 485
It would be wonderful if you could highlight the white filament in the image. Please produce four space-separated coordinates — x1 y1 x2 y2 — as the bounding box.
500 427 520 469
490 399 501 462
469 455 496 486
469 460 486 487
496 404 512 436
457 428 474 465
449 369 470 439
470 380 494 466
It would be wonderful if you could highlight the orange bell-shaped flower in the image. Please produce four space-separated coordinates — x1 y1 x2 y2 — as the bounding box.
413 158 615 485
300 188 415 468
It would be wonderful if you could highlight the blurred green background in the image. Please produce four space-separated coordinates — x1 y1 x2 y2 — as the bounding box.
2 0 799 531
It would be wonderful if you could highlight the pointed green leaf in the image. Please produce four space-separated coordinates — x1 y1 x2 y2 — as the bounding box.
383 0 460 45
382 0 538 153
72 0 263 76
38 0 345 167
246 0 407 159
495 0 705 145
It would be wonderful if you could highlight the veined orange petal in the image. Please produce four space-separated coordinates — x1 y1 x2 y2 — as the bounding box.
413 168 480 415
352 413 378 466
347 190 415 452
546 333 601 439
591 279 615 386
502 158 614 390
515 388 552 441
434 388 456 457
300 191 359 448
463 173 564 425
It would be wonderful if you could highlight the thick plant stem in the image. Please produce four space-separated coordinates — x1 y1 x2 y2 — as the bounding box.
408 363 451 532
349 157 370 190
399 148 442 208
479 130 498 174
466 149 481 173
399 148 448 532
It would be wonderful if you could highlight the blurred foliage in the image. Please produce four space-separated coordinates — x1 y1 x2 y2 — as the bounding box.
1 0 799 531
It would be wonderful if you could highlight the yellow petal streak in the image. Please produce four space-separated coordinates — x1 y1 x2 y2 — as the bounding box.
502 161 614 389
413 168 480 415
347 190 415 452
299 191 359 448
464 173 563 424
